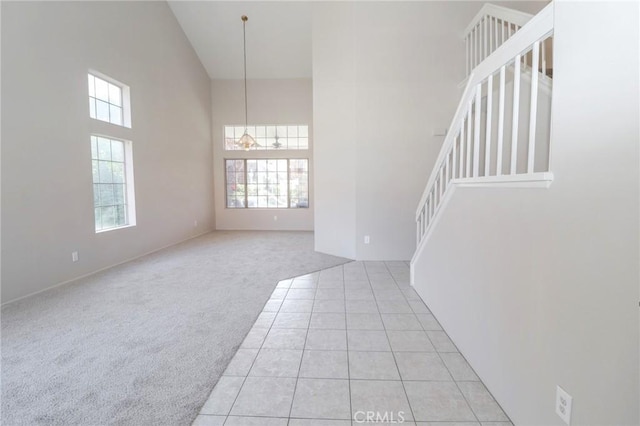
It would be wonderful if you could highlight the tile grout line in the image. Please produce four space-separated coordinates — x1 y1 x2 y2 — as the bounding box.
372 261 418 424
398 264 500 424
425 307 481 423
403 268 504 424
387 260 483 424
223 278 293 425
342 264 354 425
286 270 320 424
211 263 508 425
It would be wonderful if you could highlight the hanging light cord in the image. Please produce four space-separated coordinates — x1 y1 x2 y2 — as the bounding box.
242 15 249 130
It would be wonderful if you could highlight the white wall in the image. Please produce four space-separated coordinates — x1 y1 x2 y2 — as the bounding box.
312 2 358 259
211 78 314 231
312 1 546 261
412 1 639 424
1 1 213 302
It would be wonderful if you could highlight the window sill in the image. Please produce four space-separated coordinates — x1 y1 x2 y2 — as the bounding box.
224 208 310 211
95 223 136 234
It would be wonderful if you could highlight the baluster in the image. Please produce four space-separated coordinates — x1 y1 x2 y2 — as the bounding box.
473 85 481 177
474 26 478 68
471 28 475 69
485 73 493 176
434 177 439 207
423 205 427 232
496 65 506 175
510 55 521 175
484 16 488 60
492 17 496 52
445 153 450 187
480 21 483 61
439 167 444 199
426 194 430 224
424 200 428 228
476 24 480 66
528 41 540 173
424 200 428 229
466 36 470 76
501 19 505 45
434 178 438 207
459 122 465 178
485 17 488 57
542 38 547 76
470 28 474 69
466 106 472 177
452 133 458 180
429 191 434 220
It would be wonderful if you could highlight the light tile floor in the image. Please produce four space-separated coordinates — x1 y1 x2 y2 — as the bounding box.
193 261 512 426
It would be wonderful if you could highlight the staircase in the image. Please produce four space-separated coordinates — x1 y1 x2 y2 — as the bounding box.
411 3 554 278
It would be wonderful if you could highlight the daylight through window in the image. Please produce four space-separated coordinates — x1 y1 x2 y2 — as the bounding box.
88 73 127 127
91 136 135 231
224 125 309 151
226 159 309 209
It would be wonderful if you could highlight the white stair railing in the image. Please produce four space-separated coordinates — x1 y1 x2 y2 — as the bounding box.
464 4 534 77
414 3 554 250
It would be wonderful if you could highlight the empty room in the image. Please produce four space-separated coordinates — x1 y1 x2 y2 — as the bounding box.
1 1 638 425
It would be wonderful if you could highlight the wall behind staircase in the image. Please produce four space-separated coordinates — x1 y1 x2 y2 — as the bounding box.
312 1 546 261
412 1 639 424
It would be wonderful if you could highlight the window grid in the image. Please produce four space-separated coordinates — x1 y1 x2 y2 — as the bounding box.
224 125 309 151
89 74 124 126
226 159 309 209
91 135 129 231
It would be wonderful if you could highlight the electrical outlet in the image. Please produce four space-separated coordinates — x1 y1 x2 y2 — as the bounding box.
71 251 79 262
194 220 198 227
364 235 370 244
555 386 572 425
274 215 278 221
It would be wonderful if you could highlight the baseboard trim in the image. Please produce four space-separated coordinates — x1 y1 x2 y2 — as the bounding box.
2 228 215 306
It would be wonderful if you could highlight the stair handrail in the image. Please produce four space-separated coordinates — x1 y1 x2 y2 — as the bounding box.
415 3 554 225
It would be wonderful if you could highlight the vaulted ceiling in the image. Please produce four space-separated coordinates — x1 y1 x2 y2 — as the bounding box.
168 1 312 80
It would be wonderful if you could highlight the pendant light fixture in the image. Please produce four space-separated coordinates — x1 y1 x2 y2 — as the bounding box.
236 15 259 151
272 128 282 149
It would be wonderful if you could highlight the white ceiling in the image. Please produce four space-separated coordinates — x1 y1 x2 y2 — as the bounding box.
168 1 312 80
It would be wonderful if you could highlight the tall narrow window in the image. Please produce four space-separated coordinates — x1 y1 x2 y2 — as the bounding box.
91 135 136 232
288 159 309 208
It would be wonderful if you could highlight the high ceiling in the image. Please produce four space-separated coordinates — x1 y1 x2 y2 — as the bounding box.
168 1 312 80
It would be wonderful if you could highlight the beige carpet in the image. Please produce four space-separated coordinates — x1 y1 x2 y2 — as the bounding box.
1 231 349 425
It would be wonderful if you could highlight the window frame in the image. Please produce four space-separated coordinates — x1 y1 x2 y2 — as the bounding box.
223 125 310 151
224 158 309 209
88 70 132 128
91 134 137 233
